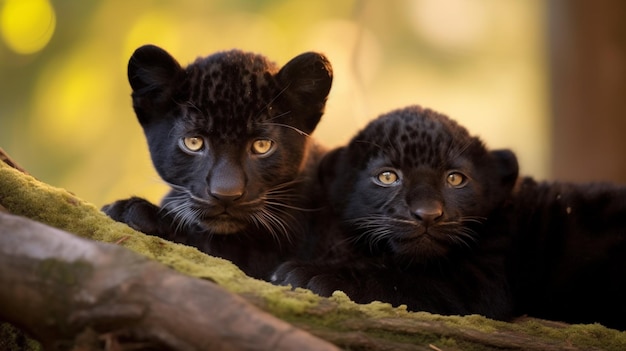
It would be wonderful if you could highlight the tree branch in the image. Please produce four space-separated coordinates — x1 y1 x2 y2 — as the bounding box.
0 212 339 351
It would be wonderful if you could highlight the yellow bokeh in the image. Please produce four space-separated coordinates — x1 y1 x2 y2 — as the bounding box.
124 10 181 65
0 0 56 54
33 47 115 148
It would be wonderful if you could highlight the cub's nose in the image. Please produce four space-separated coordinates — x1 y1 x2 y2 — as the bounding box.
208 158 245 204
413 204 443 226
210 189 244 203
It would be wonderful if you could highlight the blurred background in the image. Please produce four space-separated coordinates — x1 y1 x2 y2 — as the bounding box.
0 0 624 208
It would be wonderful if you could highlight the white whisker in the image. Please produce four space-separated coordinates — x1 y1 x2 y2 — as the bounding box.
263 122 310 137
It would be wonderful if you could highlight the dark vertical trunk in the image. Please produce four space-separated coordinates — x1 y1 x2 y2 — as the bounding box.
548 0 626 183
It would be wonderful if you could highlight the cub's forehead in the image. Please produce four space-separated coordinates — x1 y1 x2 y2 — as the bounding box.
177 50 282 137
191 50 279 76
185 50 279 101
348 106 479 167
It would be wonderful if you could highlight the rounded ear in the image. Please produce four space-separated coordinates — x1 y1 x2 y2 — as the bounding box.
276 52 333 134
128 44 182 96
490 149 519 188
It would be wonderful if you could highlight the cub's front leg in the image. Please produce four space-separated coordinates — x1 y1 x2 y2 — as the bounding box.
102 196 173 238
272 261 361 298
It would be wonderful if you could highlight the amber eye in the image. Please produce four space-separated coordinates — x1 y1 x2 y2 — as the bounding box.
447 172 467 187
251 139 274 155
181 137 204 152
377 170 399 185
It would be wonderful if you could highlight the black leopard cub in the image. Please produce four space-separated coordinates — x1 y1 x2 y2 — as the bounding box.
274 105 626 329
274 105 519 320
103 44 333 280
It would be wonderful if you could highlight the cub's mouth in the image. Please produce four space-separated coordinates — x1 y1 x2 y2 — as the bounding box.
392 230 443 247
199 214 248 234
188 197 260 234
389 233 452 260
386 224 463 258
167 192 292 236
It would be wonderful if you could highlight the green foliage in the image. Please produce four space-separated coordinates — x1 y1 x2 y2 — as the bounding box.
0 323 40 351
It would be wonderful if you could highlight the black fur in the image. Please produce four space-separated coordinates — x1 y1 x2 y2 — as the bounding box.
274 106 519 319
501 179 626 329
103 45 333 280
274 105 626 329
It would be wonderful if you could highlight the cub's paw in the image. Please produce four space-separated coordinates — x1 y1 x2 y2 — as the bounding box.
271 261 351 297
101 197 164 237
271 261 318 288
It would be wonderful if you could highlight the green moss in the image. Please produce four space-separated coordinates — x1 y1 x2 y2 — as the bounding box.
0 323 41 351
565 323 626 349
261 287 321 315
2 160 626 350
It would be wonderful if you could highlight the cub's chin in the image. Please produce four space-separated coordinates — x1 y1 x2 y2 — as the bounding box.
389 235 451 261
387 224 471 262
199 216 248 234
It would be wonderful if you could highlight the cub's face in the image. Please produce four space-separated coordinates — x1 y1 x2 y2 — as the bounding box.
323 106 518 260
128 45 332 235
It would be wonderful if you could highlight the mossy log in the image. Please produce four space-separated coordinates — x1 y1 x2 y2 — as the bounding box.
0 211 338 351
0 152 625 351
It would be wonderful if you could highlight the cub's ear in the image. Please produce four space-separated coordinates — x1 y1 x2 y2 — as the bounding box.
276 52 333 134
490 149 519 188
128 44 182 97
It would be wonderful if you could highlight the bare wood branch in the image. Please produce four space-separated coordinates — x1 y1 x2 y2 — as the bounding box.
0 148 28 175
0 212 340 351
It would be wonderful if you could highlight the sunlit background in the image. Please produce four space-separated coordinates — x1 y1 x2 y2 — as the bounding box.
0 0 549 207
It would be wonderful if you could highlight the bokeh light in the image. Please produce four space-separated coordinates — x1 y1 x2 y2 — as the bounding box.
0 0 56 55
408 0 488 53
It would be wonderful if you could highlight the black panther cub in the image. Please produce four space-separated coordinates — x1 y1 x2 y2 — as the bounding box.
103 44 333 280
274 105 519 320
274 105 626 329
